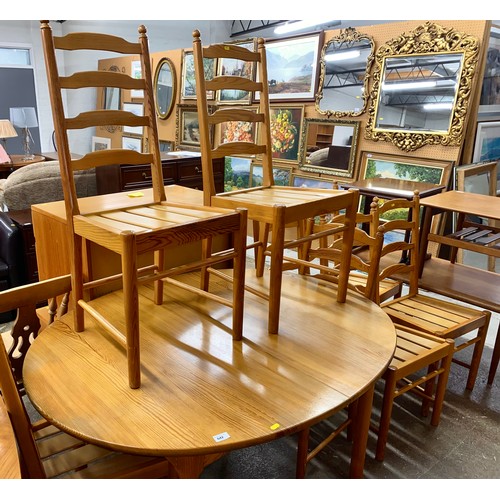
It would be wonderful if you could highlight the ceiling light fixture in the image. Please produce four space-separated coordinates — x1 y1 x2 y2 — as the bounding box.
274 19 340 35
324 49 361 62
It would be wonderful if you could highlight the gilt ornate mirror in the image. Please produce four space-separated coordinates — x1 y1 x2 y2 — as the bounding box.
154 58 176 120
299 117 359 178
365 22 480 152
316 27 374 117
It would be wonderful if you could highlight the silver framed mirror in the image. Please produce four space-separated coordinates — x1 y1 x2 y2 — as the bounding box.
154 57 176 120
365 22 480 152
316 27 374 118
298 117 359 178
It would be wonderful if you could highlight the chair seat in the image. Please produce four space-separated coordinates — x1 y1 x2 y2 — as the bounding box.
212 186 350 222
74 202 241 252
383 294 487 339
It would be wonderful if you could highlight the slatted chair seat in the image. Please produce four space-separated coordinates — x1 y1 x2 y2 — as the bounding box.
192 30 359 334
40 21 248 389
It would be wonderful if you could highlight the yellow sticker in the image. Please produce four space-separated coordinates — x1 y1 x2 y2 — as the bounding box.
224 46 230 50
127 192 144 198
270 423 280 430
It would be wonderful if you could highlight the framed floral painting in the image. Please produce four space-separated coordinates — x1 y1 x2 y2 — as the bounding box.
218 107 258 146
269 105 304 163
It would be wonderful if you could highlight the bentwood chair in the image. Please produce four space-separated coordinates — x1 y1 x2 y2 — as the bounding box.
40 21 248 389
297 218 455 473
192 30 359 334
0 278 172 478
374 193 491 392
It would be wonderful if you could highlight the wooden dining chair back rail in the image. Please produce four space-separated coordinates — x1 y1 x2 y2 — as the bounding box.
374 193 491 392
0 278 172 479
193 30 359 335
40 21 248 388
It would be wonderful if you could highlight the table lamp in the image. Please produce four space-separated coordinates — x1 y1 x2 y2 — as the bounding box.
10 107 38 161
0 119 18 163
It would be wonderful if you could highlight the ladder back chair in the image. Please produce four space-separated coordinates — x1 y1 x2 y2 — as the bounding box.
296 222 455 473
0 278 172 478
192 30 359 334
374 193 491 392
40 21 248 389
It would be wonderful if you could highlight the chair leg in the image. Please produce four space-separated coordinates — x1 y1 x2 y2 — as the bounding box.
255 222 270 277
73 234 85 332
376 367 398 462
231 209 247 341
121 233 140 389
268 207 286 335
153 249 165 305
430 340 454 426
465 312 491 391
421 362 438 418
200 237 212 292
488 322 500 385
296 427 310 479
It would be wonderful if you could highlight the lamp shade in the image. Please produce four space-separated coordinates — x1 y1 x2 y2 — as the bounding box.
10 107 38 128
0 119 18 139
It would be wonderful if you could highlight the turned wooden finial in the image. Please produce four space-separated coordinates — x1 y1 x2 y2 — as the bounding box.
40 20 50 30
138 25 147 36
193 29 201 39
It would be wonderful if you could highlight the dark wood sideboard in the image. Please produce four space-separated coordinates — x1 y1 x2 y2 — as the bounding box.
96 153 224 194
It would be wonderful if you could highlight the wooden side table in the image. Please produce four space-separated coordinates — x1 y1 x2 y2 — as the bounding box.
0 154 45 178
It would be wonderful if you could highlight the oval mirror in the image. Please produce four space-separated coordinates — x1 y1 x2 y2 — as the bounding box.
316 27 374 118
154 58 176 120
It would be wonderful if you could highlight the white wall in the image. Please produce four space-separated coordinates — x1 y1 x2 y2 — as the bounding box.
0 20 231 154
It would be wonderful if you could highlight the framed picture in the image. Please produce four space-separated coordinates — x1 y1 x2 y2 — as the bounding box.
159 140 174 152
216 39 256 105
122 135 142 152
176 105 201 149
359 151 453 187
250 163 292 187
291 174 335 189
103 86 120 110
91 136 111 152
257 32 322 101
269 105 304 163
122 102 143 135
454 161 498 195
181 49 216 100
218 107 258 146
478 25 500 117
224 156 252 192
472 121 500 163
130 60 144 98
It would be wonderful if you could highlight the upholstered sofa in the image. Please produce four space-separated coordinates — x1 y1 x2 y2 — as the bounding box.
0 160 97 211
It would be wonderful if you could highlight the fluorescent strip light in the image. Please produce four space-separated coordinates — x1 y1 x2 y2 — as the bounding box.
382 81 437 91
423 102 453 110
274 20 338 35
324 50 361 62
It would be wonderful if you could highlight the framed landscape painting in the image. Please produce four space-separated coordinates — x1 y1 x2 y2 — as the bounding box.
472 121 500 163
258 33 322 101
250 164 292 187
224 156 252 191
359 151 453 187
291 174 334 189
181 49 216 100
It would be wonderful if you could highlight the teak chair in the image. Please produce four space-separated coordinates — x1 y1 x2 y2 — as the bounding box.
296 220 455 474
40 21 248 389
374 193 491 392
192 30 359 334
0 278 172 478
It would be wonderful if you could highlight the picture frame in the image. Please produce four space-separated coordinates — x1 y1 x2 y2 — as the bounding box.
257 32 322 102
268 105 304 163
224 156 252 192
217 106 258 147
454 161 498 196
176 105 203 150
122 135 142 153
159 140 174 153
478 25 500 117
250 163 292 187
359 151 453 187
122 102 144 136
130 60 144 98
291 174 335 189
103 86 120 110
91 136 111 152
181 49 216 100
472 121 500 163
216 39 256 105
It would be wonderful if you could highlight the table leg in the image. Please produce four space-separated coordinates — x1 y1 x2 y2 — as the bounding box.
349 383 375 479
166 453 224 478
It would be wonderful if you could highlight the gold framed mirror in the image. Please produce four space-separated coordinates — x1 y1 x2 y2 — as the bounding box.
154 57 176 120
365 22 480 152
316 27 374 117
298 117 359 178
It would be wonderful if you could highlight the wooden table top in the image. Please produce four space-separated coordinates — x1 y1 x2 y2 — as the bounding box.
0 397 21 479
420 190 500 220
23 271 395 461
339 178 445 199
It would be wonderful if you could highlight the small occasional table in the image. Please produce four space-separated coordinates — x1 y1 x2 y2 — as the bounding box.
0 154 45 178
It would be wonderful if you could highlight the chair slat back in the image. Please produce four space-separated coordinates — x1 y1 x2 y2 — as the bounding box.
40 21 165 227
0 276 72 479
192 30 274 205
372 192 421 295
